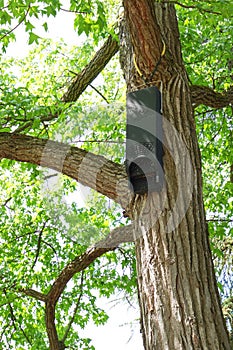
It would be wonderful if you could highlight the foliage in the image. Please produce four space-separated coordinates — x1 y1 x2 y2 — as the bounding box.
0 0 232 348
0 15 130 346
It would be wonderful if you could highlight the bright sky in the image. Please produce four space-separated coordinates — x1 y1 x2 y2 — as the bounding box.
81 296 143 350
4 6 144 350
6 8 81 56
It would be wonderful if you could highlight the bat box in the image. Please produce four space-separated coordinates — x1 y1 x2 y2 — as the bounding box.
126 86 163 194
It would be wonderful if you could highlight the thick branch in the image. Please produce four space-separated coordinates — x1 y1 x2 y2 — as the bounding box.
191 84 233 108
15 225 133 349
45 224 133 349
0 132 130 208
95 223 134 248
10 35 119 135
47 224 133 305
62 35 119 102
19 288 47 302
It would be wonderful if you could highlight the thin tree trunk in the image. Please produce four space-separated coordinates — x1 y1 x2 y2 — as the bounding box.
121 1 230 349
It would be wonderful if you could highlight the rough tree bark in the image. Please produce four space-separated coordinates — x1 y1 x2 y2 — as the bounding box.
1 2 232 349
121 1 231 349
0 132 129 207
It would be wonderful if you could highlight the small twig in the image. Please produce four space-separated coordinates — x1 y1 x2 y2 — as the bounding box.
0 4 31 41
207 219 233 222
3 289 32 344
60 7 88 14
0 3 11 11
31 221 47 270
205 124 223 148
5 297 17 331
125 295 136 309
89 84 110 104
43 173 58 180
163 1 222 15
41 239 60 267
0 324 9 343
7 230 35 244
73 139 125 144
2 197 12 207
12 112 59 134
195 108 216 116
61 271 85 343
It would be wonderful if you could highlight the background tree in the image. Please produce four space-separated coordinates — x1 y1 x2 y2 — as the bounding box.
0 0 232 349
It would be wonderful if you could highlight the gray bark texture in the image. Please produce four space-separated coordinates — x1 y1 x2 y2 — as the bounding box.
121 1 231 349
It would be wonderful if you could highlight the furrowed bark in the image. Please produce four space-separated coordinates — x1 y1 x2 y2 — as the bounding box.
9 32 231 135
191 84 233 108
122 1 230 349
62 35 119 102
0 132 130 208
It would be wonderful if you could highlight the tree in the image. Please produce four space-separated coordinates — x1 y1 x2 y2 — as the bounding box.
0 0 232 349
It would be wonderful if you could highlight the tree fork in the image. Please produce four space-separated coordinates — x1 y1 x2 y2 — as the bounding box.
122 1 230 349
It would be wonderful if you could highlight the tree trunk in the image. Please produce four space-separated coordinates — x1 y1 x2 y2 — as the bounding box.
121 1 230 349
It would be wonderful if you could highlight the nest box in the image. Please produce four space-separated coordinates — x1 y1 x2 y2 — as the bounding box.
126 86 164 194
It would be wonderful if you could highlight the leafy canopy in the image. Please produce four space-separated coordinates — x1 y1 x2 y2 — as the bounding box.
0 0 233 348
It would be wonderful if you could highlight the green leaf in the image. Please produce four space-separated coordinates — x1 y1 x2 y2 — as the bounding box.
28 32 41 45
42 21 48 32
25 21 35 32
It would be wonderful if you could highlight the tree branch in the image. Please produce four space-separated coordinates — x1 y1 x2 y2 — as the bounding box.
7 34 119 135
45 223 133 349
19 288 47 302
62 35 119 102
191 85 233 108
0 132 130 208
95 223 134 248
163 1 222 15
61 271 85 344
47 224 133 305
0 5 31 41
31 221 47 270
5 224 134 349
13 112 60 134
4 289 32 345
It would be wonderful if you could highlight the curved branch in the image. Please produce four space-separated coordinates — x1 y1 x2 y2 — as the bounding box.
191 84 233 108
0 132 130 208
62 35 119 102
17 224 133 349
45 223 133 349
47 224 133 305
